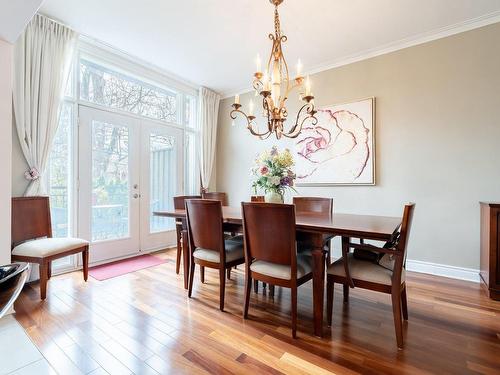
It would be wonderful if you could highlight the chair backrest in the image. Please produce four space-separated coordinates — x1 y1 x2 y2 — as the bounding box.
293 197 333 216
185 199 225 257
202 192 228 206
241 202 296 268
11 196 52 248
173 195 201 209
250 195 265 202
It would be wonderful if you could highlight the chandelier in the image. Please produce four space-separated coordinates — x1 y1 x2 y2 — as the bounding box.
230 0 318 140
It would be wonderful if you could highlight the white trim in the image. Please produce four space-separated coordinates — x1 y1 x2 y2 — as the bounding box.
406 259 480 283
222 11 500 98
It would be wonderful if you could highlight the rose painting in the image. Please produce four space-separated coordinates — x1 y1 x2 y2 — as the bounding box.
295 97 375 185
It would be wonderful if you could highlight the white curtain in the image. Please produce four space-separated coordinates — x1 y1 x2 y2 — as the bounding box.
198 87 221 191
13 14 77 196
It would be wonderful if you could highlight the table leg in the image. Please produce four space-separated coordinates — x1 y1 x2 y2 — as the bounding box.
182 229 190 290
312 233 326 337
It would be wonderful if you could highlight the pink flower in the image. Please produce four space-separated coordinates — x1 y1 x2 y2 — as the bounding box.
260 166 269 175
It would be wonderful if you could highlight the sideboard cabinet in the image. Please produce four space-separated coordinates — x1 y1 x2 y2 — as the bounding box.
480 202 500 300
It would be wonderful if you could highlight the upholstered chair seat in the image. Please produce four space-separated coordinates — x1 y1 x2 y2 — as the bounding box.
327 253 405 286
193 239 244 263
250 252 312 280
12 238 89 258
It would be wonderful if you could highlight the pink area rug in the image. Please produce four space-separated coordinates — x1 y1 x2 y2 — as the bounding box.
89 254 167 281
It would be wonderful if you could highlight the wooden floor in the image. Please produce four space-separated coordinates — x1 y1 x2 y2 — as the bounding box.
13 248 500 375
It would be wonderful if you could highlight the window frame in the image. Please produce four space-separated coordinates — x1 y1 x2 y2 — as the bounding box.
46 37 200 273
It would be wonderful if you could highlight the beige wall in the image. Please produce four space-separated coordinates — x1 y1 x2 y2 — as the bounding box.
0 39 12 265
216 22 500 271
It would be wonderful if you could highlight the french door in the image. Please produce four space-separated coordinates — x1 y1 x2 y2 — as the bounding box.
78 106 183 264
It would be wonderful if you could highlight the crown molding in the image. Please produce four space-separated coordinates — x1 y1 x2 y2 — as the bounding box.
221 10 500 99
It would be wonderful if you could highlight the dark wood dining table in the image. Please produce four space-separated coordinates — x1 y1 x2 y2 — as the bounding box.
153 206 402 337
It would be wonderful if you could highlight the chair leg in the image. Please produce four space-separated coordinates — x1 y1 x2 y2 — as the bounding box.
82 248 89 281
269 284 275 297
291 287 298 338
401 286 409 321
47 262 52 280
175 228 182 274
39 262 49 300
327 278 334 327
188 261 196 298
253 279 259 294
219 267 226 311
227 268 231 280
343 283 349 303
391 288 404 349
200 266 205 283
243 276 251 318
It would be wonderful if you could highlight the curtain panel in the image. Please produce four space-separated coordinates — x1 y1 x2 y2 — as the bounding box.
198 87 221 191
13 14 77 196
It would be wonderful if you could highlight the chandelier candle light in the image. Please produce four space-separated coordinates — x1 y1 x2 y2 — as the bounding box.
230 0 318 139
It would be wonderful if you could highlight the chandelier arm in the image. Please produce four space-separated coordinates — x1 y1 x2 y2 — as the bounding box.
283 102 317 138
231 108 272 138
283 113 318 139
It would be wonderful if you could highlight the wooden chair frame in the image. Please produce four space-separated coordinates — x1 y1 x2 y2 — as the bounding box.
185 199 245 311
11 197 89 300
241 202 313 338
326 203 415 349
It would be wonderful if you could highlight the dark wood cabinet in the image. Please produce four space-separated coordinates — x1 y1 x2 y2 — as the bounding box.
480 202 500 300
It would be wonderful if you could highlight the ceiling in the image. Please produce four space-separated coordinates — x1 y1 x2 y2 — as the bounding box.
40 0 500 96
0 0 43 42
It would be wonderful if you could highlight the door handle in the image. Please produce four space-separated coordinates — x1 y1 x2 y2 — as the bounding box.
133 193 140 199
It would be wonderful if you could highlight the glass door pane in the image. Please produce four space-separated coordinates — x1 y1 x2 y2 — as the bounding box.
140 121 183 251
149 133 176 233
91 121 130 241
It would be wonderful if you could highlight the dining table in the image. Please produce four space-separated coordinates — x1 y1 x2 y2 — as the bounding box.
153 205 402 337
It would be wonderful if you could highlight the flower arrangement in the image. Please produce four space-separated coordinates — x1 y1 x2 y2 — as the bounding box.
251 146 297 202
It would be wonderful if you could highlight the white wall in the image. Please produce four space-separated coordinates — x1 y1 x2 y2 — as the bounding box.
216 22 500 272
0 39 13 265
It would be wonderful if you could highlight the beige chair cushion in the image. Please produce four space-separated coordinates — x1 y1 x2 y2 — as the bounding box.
327 253 405 285
193 239 244 263
12 238 89 258
250 253 312 280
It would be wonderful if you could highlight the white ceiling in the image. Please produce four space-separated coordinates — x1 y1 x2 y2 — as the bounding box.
0 0 44 43
40 0 500 96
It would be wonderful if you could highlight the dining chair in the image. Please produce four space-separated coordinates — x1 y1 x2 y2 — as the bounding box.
294 197 334 263
173 195 201 275
185 199 245 311
11 197 89 300
241 202 313 338
326 203 415 349
201 191 228 206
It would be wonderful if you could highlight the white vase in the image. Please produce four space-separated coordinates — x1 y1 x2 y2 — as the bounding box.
265 191 284 204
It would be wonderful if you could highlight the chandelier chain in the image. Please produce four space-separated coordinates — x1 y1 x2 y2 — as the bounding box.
274 7 281 36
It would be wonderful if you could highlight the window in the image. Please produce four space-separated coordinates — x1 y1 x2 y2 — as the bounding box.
80 59 178 123
46 42 199 272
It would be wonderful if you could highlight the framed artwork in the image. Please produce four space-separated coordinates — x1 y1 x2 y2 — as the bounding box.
295 97 375 186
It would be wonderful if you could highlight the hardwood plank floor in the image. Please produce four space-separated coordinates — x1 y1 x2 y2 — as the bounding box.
12 248 500 374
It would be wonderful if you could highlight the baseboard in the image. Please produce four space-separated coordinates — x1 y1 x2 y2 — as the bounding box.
406 259 480 283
